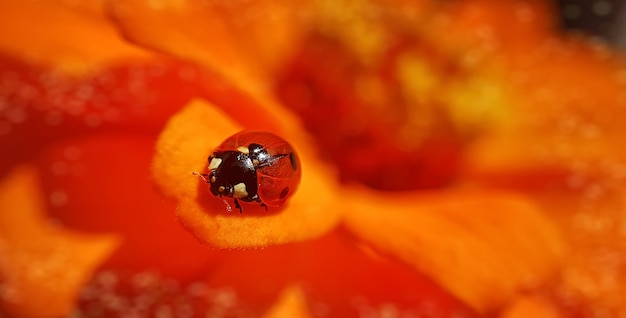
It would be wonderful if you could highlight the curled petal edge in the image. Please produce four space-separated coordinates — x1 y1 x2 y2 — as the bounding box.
0 165 120 317
342 187 567 313
151 99 341 248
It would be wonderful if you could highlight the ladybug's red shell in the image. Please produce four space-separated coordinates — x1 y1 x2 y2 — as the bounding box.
205 131 301 211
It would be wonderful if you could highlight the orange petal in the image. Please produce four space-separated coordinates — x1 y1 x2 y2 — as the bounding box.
262 286 313 318
522 178 626 314
464 49 626 190
502 296 563 318
342 188 566 312
107 0 343 137
108 0 304 97
37 134 218 280
502 38 626 135
431 0 556 53
152 100 341 247
0 0 149 74
463 134 576 190
0 165 119 317
203 230 477 316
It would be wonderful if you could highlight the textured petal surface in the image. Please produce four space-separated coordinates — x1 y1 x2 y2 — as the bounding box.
0 165 119 317
152 100 341 247
343 188 566 312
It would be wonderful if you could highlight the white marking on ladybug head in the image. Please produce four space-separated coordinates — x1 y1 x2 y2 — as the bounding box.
237 146 249 154
208 158 222 170
233 183 249 199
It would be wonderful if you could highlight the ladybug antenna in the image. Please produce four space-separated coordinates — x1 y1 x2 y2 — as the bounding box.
192 171 209 183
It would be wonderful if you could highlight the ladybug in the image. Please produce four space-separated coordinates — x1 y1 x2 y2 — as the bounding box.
194 131 301 213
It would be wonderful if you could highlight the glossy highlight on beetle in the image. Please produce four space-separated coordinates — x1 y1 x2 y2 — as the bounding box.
194 131 301 213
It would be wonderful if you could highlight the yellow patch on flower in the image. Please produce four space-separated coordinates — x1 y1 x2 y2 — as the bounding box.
0 165 120 317
152 100 341 247
0 0 149 74
464 40 626 190
343 187 566 312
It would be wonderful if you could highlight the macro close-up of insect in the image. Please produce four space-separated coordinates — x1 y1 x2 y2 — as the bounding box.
194 131 301 213
4 0 626 316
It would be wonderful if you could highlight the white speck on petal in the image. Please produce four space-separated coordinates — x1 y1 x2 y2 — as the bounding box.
51 161 70 176
7 107 27 124
64 146 82 161
84 113 102 127
49 189 68 207
45 111 63 126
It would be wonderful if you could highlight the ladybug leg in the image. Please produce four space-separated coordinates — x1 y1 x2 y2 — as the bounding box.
234 198 243 214
219 195 233 213
256 198 268 212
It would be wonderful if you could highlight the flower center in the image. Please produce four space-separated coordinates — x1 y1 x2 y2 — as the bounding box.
276 33 478 191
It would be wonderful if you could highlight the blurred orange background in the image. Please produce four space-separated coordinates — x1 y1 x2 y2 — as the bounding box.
1 0 626 317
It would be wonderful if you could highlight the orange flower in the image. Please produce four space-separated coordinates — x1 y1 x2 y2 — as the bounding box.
1 0 626 317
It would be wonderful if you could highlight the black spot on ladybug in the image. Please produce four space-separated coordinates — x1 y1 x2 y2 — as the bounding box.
248 143 263 152
279 187 290 199
289 152 298 171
